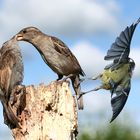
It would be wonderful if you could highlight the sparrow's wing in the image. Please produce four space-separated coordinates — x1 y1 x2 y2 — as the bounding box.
104 18 140 69
51 36 85 76
51 36 73 57
0 67 12 97
0 44 16 98
110 81 131 122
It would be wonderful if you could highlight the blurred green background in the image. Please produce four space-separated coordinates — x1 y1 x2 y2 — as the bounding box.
79 124 138 140
78 113 140 140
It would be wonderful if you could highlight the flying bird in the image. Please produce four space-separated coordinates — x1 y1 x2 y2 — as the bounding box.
16 27 85 110
0 36 24 128
80 18 140 122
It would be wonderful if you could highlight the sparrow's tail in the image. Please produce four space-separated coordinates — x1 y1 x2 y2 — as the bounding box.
71 75 84 110
2 101 20 128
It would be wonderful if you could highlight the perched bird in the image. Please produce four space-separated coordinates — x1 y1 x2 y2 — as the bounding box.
80 18 140 122
16 27 85 110
0 36 24 128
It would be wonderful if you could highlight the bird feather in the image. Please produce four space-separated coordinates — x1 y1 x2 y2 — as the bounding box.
104 18 140 65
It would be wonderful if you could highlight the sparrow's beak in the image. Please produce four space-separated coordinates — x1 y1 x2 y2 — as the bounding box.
16 34 23 41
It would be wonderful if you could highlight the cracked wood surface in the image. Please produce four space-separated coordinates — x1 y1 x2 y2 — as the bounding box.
9 81 78 140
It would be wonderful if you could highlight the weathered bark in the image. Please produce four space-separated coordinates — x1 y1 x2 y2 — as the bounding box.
9 81 78 140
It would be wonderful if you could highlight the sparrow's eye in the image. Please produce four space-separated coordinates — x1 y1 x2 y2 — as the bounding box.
23 30 27 34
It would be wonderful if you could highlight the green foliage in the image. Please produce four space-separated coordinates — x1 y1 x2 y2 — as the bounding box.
79 133 92 140
78 122 139 140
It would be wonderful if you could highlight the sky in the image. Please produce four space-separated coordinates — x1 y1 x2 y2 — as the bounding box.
0 0 140 139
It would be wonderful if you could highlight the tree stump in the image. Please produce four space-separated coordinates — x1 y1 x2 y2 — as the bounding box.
9 81 78 140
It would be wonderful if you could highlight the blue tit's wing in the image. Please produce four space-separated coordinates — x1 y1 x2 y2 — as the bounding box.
104 18 140 69
110 81 131 122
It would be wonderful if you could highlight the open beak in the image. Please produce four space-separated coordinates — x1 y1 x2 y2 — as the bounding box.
16 34 23 41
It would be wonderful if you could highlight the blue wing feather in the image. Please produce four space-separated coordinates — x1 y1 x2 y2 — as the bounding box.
104 18 140 64
110 81 131 122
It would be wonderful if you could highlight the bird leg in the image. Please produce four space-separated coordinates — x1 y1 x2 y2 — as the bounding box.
79 74 102 84
57 75 63 81
56 74 74 85
78 85 103 99
62 74 75 82
91 74 102 80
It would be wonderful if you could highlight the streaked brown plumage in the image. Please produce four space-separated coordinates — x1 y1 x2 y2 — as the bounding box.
0 36 24 128
16 27 85 109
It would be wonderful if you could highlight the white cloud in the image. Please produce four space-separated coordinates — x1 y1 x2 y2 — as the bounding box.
0 0 121 45
71 41 106 77
84 92 111 113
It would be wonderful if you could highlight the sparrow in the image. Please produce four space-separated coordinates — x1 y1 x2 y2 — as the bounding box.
0 36 24 128
16 27 85 110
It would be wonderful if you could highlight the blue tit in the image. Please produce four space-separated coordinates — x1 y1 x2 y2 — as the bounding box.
80 18 140 122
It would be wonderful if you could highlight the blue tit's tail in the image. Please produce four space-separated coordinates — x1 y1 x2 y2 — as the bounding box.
2 101 21 128
110 86 130 122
